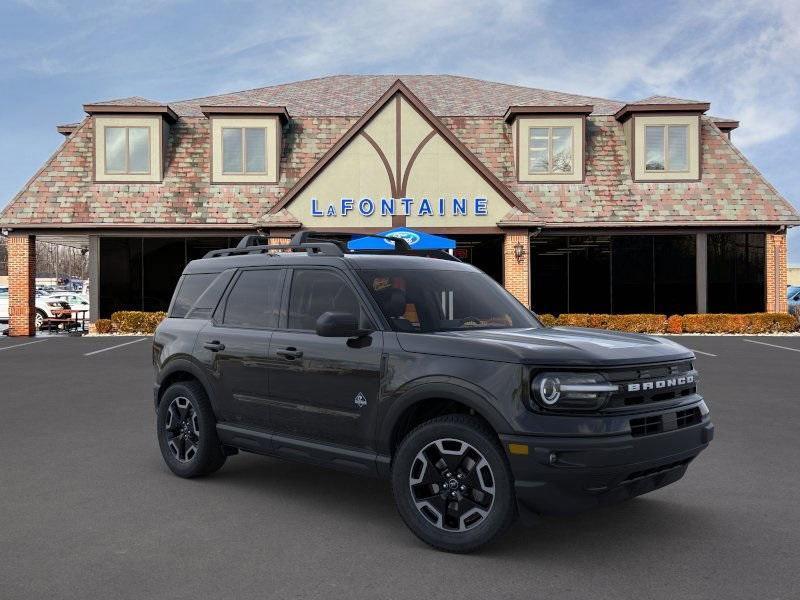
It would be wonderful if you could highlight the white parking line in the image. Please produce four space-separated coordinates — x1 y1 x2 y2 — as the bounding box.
689 349 717 357
742 338 800 353
84 337 148 356
0 339 49 352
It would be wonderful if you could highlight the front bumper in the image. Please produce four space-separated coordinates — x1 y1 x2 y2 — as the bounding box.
500 413 713 515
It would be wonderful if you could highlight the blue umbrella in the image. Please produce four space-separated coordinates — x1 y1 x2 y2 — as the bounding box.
347 227 456 251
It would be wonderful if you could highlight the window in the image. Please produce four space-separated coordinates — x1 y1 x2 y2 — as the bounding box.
104 126 151 174
530 235 697 315
224 269 282 329
222 127 267 174
358 269 538 333
708 233 765 312
528 126 573 174
644 125 689 171
287 270 367 331
211 116 279 183
170 273 217 318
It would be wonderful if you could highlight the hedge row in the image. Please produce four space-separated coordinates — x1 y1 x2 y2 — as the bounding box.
538 313 798 334
109 311 167 334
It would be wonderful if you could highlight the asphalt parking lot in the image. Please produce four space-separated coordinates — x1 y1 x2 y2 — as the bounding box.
1 335 798 599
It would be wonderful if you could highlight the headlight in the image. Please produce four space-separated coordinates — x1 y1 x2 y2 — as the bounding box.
531 372 618 411
46 301 61 307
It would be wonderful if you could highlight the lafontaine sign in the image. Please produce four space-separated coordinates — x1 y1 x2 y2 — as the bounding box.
310 196 488 218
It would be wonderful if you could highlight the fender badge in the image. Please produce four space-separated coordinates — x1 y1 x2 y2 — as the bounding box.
354 392 367 408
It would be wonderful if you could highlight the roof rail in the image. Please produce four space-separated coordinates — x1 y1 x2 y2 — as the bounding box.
203 230 460 261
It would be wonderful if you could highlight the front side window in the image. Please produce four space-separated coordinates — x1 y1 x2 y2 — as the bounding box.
104 126 150 174
645 125 689 171
287 269 370 331
358 269 539 333
222 127 267 174
528 126 573 174
223 269 282 328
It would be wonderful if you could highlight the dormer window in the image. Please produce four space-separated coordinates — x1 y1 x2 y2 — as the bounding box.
505 106 591 184
201 106 289 184
105 126 151 174
644 124 688 172
528 126 573 174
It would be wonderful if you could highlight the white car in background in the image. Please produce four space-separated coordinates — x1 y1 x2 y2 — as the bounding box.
46 292 90 313
0 287 73 329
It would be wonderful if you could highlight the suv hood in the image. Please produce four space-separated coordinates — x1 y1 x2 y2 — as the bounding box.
396 326 693 367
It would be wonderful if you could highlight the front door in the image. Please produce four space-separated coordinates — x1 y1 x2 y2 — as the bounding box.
267 267 383 450
198 267 284 429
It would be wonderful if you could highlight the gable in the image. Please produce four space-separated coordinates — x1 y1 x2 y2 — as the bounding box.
274 83 528 228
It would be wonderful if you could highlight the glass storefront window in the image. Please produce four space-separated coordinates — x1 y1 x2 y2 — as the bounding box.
531 235 697 315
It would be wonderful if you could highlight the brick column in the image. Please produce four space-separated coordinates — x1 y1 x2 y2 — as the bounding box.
8 234 36 336
502 229 530 308
765 232 788 312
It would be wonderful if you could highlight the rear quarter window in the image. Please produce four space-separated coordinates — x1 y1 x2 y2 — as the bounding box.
170 273 218 318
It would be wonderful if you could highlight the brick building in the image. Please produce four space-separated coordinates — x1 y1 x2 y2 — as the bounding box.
1 75 797 335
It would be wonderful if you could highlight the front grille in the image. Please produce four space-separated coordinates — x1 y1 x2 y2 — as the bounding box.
604 361 697 409
630 406 703 438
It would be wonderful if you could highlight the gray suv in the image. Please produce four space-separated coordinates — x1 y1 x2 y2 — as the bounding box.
153 233 713 552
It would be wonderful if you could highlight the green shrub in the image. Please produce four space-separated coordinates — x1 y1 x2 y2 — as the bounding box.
110 311 167 333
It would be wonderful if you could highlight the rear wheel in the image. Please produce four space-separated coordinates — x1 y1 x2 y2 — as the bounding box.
391 415 516 553
157 381 226 478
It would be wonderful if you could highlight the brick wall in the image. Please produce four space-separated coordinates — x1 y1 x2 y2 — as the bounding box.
502 229 530 308
765 232 788 312
7 234 36 336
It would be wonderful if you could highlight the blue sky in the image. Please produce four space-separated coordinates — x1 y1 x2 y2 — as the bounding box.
1 0 798 259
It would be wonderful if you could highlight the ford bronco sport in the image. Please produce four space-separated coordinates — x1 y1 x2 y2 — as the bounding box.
153 232 713 553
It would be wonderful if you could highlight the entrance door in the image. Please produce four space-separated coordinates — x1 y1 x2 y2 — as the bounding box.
451 235 504 283
267 267 383 451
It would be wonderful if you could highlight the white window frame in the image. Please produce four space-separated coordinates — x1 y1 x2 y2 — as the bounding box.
644 124 689 173
517 116 584 183
104 126 152 175
527 126 575 175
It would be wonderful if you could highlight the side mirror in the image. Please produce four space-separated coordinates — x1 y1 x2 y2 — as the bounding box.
315 311 370 338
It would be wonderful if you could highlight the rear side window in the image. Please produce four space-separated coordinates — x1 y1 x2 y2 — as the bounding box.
171 273 217 318
287 269 370 331
223 269 282 329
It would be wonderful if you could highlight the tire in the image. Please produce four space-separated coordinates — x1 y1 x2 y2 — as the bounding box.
391 415 517 553
35 309 46 330
157 381 226 478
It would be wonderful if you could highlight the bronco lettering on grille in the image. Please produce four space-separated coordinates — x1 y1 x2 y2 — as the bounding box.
627 374 694 392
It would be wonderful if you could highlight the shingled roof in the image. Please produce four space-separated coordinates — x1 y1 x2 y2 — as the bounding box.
1 75 796 229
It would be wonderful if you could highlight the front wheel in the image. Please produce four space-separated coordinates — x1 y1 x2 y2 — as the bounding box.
157 381 226 478
391 415 517 553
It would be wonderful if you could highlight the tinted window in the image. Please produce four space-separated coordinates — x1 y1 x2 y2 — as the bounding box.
288 270 367 331
171 273 217 318
358 269 539 333
223 269 282 328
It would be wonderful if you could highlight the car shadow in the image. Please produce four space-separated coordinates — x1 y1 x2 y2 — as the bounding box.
181 453 720 558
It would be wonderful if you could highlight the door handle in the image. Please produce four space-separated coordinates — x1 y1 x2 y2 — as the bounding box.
203 340 225 352
276 347 303 360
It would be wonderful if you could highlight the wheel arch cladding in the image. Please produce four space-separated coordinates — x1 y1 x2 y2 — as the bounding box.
156 359 212 408
383 383 511 455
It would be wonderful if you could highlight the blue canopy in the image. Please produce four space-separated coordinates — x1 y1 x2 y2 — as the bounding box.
347 227 456 251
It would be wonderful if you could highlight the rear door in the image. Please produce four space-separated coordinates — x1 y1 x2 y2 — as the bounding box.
267 267 384 451
198 267 285 429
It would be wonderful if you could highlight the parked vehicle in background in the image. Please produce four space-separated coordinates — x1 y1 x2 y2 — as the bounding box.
0 287 7 322
788 286 800 313
46 292 89 313
152 233 713 553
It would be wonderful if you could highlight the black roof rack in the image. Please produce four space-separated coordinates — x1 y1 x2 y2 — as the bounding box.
203 230 461 262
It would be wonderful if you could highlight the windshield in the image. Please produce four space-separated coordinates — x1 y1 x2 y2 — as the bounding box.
358 268 540 333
